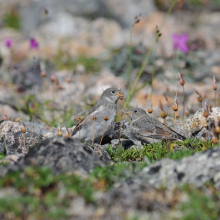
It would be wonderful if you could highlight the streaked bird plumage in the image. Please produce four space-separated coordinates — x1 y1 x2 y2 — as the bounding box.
127 107 185 144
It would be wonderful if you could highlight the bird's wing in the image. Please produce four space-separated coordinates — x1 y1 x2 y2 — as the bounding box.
132 116 185 140
71 102 102 136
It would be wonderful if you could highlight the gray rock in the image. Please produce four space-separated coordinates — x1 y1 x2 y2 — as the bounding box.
103 0 156 27
0 121 58 155
0 137 110 176
20 0 156 32
130 147 220 189
111 138 142 150
0 142 5 154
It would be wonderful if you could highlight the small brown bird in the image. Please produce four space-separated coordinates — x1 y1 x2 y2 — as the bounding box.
127 107 185 144
71 88 123 143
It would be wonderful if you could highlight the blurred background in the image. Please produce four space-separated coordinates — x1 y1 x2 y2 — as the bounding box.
0 0 220 125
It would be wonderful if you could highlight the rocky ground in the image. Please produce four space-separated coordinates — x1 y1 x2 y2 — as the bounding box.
0 0 220 219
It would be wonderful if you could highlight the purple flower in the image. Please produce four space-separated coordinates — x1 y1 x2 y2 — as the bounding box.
30 38 39 49
5 38 13 48
172 33 189 54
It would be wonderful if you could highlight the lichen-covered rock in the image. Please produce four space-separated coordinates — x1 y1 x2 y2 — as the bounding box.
130 147 220 189
0 137 111 176
183 107 220 136
0 121 57 155
160 107 220 140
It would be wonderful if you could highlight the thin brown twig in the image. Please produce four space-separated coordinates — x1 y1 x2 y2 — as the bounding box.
92 117 97 146
118 111 124 147
97 117 110 154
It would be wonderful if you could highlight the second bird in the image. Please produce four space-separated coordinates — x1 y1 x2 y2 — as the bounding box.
127 107 185 144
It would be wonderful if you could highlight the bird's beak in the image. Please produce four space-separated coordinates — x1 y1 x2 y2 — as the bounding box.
117 91 124 100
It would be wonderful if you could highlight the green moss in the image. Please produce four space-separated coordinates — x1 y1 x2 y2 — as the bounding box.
106 138 216 163
0 153 5 160
180 184 220 220
0 167 97 219
4 10 21 30
55 49 101 72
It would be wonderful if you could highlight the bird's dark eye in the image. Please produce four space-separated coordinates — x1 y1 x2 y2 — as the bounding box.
134 110 138 113
111 91 115 94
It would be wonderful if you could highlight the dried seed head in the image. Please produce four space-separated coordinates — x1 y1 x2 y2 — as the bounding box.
203 101 210 118
147 107 153 114
118 110 124 115
215 126 220 134
146 100 153 114
65 127 71 138
185 105 190 117
14 118 20 122
213 137 218 145
76 117 83 123
161 111 168 119
93 116 97 121
203 111 209 118
195 89 203 103
173 93 179 111
213 76 217 90
173 105 178 111
57 130 63 136
179 73 185 86
103 116 110 121
57 126 63 136
21 126 26 133
41 71 47 78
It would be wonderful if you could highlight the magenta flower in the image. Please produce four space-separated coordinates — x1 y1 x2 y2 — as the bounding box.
5 38 13 48
172 33 189 53
30 38 39 49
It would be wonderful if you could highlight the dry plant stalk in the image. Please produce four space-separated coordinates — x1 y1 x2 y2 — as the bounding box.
118 111 124 146
92 116 97 146
22 123 27 154
179 73 185 121
203 101 210 149
76 117 83 141
65 127 71 138
213 76 217 107
57 125 63 136
97 116 110 154
173 93 179 131
159 101 169 149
